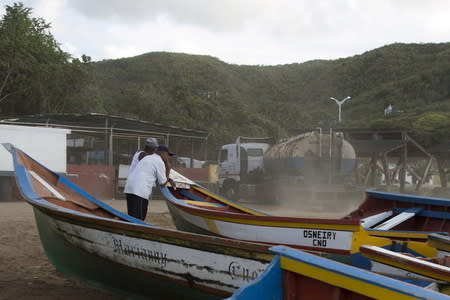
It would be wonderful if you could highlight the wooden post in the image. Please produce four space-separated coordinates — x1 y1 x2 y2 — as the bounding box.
190 138 194 168
354 159 360 185
364 164 372 186
204 136 208 162
381 153 391 190
370 132 379 187
437 157 448 188
329 128 333 184
399 132 407 193
109 127 114 166
104 118 109 166
415 157 433 192
370 153 377 187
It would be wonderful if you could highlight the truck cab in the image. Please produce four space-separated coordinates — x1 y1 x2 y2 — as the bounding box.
217 137 273 200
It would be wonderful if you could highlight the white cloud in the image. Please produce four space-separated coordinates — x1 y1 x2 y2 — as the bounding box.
2 0 449 65
66 0 254 32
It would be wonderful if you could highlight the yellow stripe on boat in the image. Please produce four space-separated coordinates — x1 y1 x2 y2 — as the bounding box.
368 230 432 240
185 200 220 207
192 185 266 216
280 256 423 300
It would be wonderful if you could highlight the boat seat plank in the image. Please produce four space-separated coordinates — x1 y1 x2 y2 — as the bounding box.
361 211 393 228
374 207 424 230
29 170 66 201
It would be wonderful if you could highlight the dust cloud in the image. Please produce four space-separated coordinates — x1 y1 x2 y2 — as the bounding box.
242 179 365 219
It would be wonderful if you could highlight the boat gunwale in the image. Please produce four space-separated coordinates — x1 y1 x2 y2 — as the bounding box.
360 245 450 279
366 190 450 208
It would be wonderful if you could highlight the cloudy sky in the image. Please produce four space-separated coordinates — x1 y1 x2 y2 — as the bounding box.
1 0 449 65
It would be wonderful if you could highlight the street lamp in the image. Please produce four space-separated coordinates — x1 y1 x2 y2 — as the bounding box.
329 96 351 124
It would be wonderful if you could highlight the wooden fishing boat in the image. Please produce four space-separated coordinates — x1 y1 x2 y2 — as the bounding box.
227 245 450 300
3 143 274 299
360 245 450 290
161 171 450 268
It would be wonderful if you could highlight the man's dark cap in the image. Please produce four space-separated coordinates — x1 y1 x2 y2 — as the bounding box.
157 145 175 156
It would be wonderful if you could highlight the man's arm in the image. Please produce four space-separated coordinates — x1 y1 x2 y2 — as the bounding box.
159 152 176 188
155 158 168 186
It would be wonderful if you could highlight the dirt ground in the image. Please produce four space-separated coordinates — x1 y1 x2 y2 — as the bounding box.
0 199 174 300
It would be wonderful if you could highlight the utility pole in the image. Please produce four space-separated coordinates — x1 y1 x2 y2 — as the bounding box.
330 96 351 124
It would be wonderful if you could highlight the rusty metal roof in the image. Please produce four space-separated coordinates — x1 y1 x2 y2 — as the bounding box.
0 113 208 139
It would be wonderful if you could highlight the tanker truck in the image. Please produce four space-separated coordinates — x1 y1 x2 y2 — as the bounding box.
217 130 358 204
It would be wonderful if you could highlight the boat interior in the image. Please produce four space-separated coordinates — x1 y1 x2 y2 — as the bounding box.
16 149 119 219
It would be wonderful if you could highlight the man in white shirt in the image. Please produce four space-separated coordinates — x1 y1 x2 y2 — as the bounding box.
124 150 168 220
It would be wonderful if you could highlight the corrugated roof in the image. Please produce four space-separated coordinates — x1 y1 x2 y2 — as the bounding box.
0 113 208 139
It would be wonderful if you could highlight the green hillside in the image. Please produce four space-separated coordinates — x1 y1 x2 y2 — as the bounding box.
91 43 450 147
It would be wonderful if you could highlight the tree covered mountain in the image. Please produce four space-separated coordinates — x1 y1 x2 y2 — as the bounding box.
91 43 450 147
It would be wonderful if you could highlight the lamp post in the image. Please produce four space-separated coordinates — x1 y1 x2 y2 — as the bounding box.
330 96 351 124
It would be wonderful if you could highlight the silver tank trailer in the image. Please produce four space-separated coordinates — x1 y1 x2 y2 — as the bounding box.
263 131 356 181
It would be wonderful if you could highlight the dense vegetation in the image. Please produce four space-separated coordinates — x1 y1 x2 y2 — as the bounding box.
1 3 449 150
92 43 450 148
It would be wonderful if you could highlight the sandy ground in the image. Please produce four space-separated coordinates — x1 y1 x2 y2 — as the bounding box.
0 199 174 300
0 195 361 300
